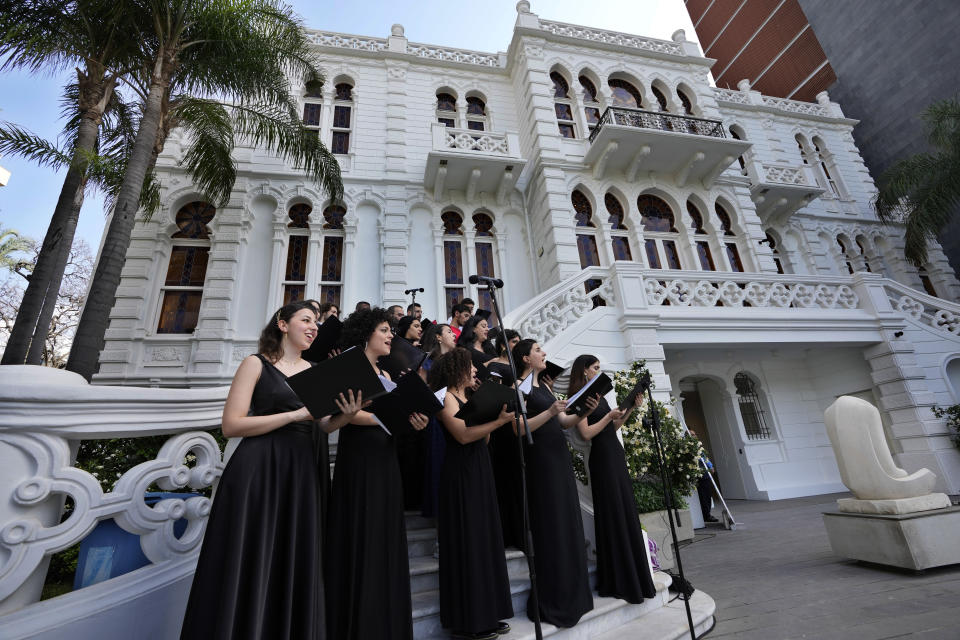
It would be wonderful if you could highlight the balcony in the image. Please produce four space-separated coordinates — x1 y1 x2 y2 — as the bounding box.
745 160 824 225
584 107 751 186
424 123 526 203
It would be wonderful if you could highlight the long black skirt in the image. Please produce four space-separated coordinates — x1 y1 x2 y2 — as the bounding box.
325 424 413 640
180 425 323 639
589 426 657 603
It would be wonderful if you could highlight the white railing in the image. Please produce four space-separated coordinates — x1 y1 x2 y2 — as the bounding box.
0 366 227 635
431 123 521 157
406 42 501 67
884 279 960 337
538 19 684 56
305 30 388 52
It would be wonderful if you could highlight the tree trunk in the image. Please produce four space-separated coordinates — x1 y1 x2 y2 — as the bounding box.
1 71 112 365
66 68 170 381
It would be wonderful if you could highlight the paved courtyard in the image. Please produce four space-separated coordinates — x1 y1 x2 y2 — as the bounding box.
678 493 960 639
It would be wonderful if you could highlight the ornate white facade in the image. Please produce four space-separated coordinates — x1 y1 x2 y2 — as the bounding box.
94 3 960 500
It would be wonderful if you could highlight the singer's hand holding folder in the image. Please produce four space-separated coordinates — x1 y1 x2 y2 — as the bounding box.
287 346 386 418
454 381 518 427
368 370 444 435
564 372 613 415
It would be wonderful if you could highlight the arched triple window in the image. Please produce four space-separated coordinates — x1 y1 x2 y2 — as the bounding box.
465 96 487 132
331 82 353 154
638 195 682 270
608 78 643 109
437 92 457 128
836 237 854 274
687 201 716 271
551 72 576 138
473 212 497 311
319 205 346 305
734 372 773 440
283 204 312 304
572 190 604 303
715 204 744 272
604 193 632 261
157 202 215 333
442 211 466 314
812 137 843 199
579 75 601 134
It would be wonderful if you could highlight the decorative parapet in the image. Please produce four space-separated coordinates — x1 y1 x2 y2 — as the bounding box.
510 267 617 345
713 88 750 105
713 87 841 120
305 28 503 68
538 19 684 56
886 281 960 337
436 126 513 155
760 96 830 117
406 42 501 67
305 30 388 52
644 276 859 309
0 366 227 615
759 162 813 186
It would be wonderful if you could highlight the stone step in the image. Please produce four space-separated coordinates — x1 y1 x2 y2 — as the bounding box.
591 589 716 640
404 511 436 532
413 570 534 638
409 548 528 594
418 572 674 640
407 526 438 559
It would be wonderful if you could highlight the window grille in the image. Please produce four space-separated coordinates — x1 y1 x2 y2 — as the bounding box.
735 372 771 440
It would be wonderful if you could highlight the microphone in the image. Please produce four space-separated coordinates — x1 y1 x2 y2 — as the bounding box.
468 274 504 288
404 287 425 294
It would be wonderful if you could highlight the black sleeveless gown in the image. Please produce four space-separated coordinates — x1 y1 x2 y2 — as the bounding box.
524 384 593 627
485 361 525 550
325 401 413 639
438 396 514 633
180 354 323 640
587 398 657 603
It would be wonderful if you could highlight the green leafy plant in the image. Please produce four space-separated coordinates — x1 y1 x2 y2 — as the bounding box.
614 360 705 514
932 404 960 449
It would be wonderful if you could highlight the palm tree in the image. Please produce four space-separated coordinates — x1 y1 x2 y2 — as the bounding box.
875 97 960 266
0 0 137 365
0 227 31 272
66 0 342 380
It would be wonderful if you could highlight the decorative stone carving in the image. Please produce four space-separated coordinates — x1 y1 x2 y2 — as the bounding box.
517 275 616 344
445 131 510 155
887 286 960 336
713 88 750 105
538 19 683 56
306 31 387 52
824 396 949 514
760 96 829 117
150 347 183 362
644 279 859 309
406 42 500 67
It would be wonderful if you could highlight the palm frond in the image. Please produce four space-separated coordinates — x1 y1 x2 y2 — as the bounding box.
172 96 237 207
0 122 71 169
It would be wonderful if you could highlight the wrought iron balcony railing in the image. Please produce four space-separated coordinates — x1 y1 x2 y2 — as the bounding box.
588 106 726 143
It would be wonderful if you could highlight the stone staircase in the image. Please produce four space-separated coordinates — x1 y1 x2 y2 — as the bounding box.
405 512 716 639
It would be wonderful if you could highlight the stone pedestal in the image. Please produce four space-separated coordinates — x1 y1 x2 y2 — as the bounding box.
639 508 694 571
822 505 960 570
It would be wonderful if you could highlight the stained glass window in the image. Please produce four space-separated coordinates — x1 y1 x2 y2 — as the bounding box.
323 205 346 229
305 80 323 98
611 236 632 261
663 240 682 269
476 242 495 277
285 236 308 280
157 291 204 334
572 190 594 227
320 285 341 307
473 213 493 236
687 202 705 233
438 118 455 128
321 237 343 281
288 203 311 228
552 71 576 138
726 243 744 272
577 234 600 268
555 103 574 121
579 75 598 102
437 93 457 112
550 72 569 98
608 79 642 108
715 204 735 236
332 131 349 154
173 202 215 239
442 211 463 235
333 105 351 129
302 103 321 126
638 195 676 232
467 120 485 131
558 123 576 139
335 83 352 101
605 194 627 229
645 240 661 269
444 240 464 284
165 247 209 286
696 241 716 271
585 108 600 125
466 97 485 115
284 285 305 305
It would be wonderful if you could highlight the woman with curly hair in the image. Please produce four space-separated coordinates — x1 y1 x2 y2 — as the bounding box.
325 307 429 640
569 354 655 605
181 301 364 639
428 349 515 640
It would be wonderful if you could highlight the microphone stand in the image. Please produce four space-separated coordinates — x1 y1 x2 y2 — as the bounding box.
643 382 696 640
481 279 543 640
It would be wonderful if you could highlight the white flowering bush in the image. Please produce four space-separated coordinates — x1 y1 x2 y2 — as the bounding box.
615 360 705 513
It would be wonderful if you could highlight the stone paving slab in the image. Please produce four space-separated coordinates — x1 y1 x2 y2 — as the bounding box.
676 493 959 639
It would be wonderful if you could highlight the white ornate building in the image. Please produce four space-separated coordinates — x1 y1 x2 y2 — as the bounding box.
96 2 960 501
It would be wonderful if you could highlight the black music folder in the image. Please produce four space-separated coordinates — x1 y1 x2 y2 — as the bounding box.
454 380 518 427
377 336 427 379
368 370 444 435
564 372 613 415
542 360 565 382
618 372 652 411
287 346 387 418
302 315 342 363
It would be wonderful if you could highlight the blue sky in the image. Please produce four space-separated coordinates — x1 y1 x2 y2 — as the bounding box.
0 0 697 252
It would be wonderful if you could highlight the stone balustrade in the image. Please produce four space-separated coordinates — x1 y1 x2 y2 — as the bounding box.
432 125 517 156
0 366 227 629
885 280 960 336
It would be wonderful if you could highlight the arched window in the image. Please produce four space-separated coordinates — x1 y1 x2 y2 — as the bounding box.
442 211 466 314
734 372 773 440
580 75 601 134
836 237 854 274
551 72 576 138
651 85 668 111
812 137 844 199
331 82 353 154
677 88 694 115
473 212 497 311
608 78 643 109
687 201 716 271
715 204 744 272
318 205 346 306
465 96 487 132
158 202 215 333
283 203 311 304
437 92 457 127
604 193 632 261
638 195 681 270
855 239 872 273
765 232 784 274
302 80 323 140
572 190 604 303
729 126 747 174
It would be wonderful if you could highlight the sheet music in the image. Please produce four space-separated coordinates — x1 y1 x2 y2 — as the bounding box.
518 372 533 394
371 413 392 435
566 371 604 405
378 374 397 393
434 386 447 403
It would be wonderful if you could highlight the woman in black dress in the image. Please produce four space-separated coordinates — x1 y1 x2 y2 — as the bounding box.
421 323 458 518
512 339 594 628
324 307 429 640
429 349 515 640
181 301 363 640
457 316 495 381
569 355 657 604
